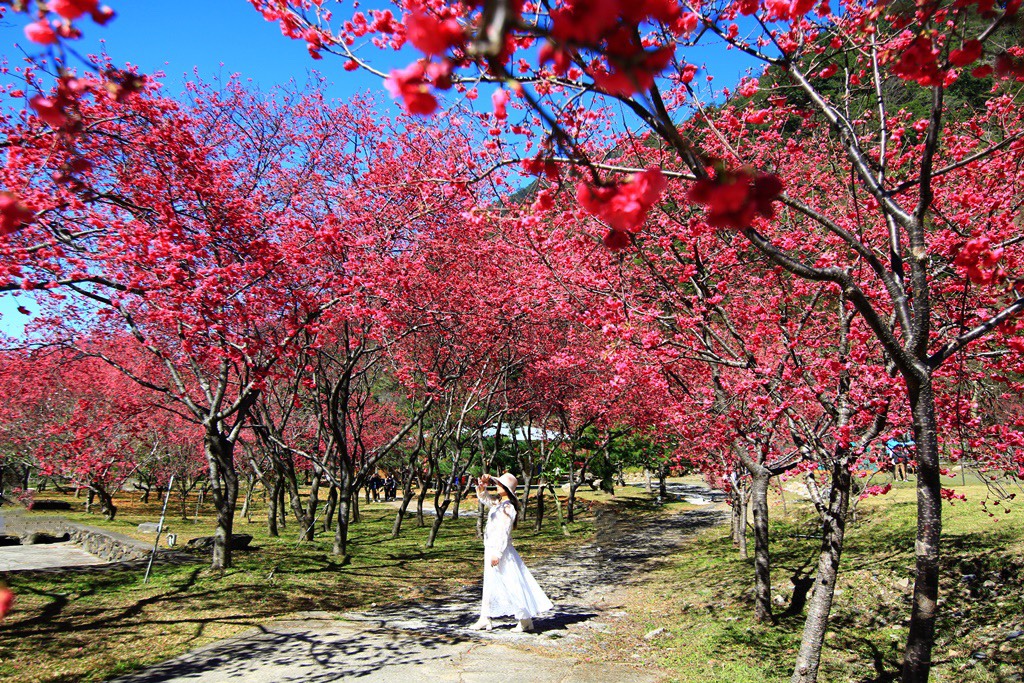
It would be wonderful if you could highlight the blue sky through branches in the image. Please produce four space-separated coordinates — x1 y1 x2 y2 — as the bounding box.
0 1 758 338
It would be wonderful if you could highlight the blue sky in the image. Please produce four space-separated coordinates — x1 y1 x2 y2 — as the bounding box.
0 2 758 339
0 1 401 338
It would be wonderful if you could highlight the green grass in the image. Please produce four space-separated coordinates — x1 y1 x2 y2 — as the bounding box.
0 491 594 683
583 475 1024 683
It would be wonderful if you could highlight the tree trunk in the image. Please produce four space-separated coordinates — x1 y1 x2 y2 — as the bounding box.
520 472 533 518
415 476 428 527
392 483 415 539
750 470 773 624
240 474 255 521
196 483 206 522
334 472 353 560
350 485 361 523
567 480 581 524
658 463 668 499
427 499 451 548
452 484 462 520
791 460 852 683
95 486 117 521
206 430 239 570
737 487 749 560
534 482 545 531
267 476 280 537
277 480 287 528
85 487 95 514
548 483 569 537
902 379 942 683
323 485 337 533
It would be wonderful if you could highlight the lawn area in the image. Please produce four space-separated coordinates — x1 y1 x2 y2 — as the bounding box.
581 473 1024 683
0 489 594 683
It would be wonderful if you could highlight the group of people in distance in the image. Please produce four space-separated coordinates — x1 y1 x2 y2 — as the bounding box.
365 472 397 502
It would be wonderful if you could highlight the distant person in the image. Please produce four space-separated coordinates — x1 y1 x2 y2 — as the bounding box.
470 472 552 633
886 437 914 481
384 474 396 502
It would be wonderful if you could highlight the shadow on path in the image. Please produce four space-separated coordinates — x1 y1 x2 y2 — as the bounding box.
112 501 727 683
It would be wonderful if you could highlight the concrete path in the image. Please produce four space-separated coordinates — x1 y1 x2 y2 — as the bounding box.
112 503 725 683
0 542 107 571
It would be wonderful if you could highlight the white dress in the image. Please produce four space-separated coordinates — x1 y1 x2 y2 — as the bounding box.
480 497 553 620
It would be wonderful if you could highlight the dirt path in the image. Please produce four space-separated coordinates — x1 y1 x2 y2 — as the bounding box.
111 503 726 683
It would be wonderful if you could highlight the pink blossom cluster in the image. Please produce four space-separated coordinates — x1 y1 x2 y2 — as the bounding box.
576 168 668 250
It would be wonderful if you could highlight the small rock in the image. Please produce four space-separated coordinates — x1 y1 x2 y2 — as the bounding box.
946 650 962 659
644 627 666 640
137 522 161 533
27 500 72 511
895 578 912 591
186 534 253 551
1006 630 1024 640
998 642 1013 654
772 595 787 607
983 580 997 589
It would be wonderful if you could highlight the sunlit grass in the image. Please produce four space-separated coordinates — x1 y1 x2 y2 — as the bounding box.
582 473 1023 683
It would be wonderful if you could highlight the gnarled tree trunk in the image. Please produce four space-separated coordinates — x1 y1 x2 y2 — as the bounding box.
791 461 852 683
205 428 239 570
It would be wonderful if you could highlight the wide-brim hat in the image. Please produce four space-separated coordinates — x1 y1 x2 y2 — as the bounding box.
493 472 519 509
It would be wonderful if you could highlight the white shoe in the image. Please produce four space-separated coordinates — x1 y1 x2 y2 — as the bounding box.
512 618 534 633
469 616 492 631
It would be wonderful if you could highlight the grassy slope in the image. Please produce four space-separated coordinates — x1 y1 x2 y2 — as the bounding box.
580 475 1024 683
0 490 593 683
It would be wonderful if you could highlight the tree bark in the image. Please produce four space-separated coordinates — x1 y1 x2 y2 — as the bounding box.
452 483 462 520
277 480 287 528
750 469 773 624
902 379 942 683
334 470 353 560
350 485 361 523
427 498 451 548
323 485 337 533
267 476 280 538
392 479 415 539
548 483 570 536
741 485 749 561
415 475 428 527
567 480 580 524
791 461 852 683
206 429 239 570
534 481 545 531
95 486 117 521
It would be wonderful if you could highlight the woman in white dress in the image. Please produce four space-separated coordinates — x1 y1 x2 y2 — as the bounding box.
470 472 553 632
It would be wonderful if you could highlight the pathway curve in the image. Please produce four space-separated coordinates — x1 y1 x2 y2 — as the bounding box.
112 501 726 683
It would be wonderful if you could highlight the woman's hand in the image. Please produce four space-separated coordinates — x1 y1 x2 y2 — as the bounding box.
490 556 499 567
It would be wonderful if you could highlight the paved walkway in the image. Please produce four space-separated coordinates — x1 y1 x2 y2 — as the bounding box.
112 503 726 683
0 543 107 571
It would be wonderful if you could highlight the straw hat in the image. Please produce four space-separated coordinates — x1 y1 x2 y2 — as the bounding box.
497 472 518 493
